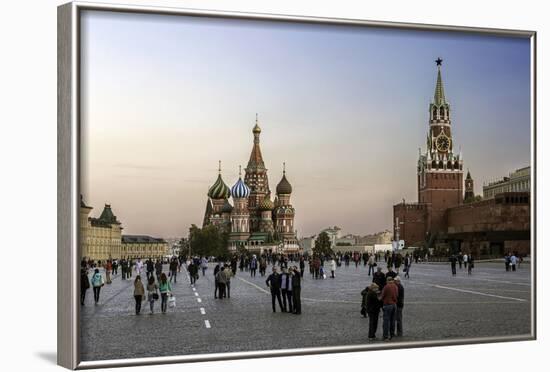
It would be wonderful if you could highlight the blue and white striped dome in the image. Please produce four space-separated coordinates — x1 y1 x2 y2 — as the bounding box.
231 177 250 199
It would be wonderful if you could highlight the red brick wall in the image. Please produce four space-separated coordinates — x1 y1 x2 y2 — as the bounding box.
393 203 427 246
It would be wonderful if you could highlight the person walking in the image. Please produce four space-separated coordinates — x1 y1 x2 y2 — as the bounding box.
379 277 398 341
214 263 221 299
215 266 228 299
105 260 112 284
403 254 411 279
188 260 198 285
299 256 305 278
458 252 463 269
158 273 172 314
80 268 90 305
91 268 104 305
462 253 468 270
133 275 145 315
450 255 457 276
395 276 405 337
154 259 163 280
291 266 301 315
330 257 336 279
146 275 159 314
200 256 208 276
510 254 518 272
250 255 258 277
365 282 382 341
266 266 284 312
467 255 474 275
146 258 154 281
169 258 178 283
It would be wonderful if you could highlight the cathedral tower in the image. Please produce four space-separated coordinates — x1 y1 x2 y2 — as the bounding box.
229 166 251 248
274 163 297 245
417 58 464 234
464 170 474 201
205 161 231 228
244 114 270 231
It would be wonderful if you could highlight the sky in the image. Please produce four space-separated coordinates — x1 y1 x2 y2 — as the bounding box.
80 10 531 238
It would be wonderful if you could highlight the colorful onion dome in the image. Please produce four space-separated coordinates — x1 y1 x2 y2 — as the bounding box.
231 165 251 199
276 162 292 195
221 199 233 213
259 195 274 211
207 161 230 199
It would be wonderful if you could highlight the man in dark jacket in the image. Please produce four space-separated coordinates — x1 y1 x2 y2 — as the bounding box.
291 266 301 314
266 266 284 312
395 276 405 337
188 261 198 285
363 283 382 340
169 258 178 283
146 258 154 280
373 267 386 289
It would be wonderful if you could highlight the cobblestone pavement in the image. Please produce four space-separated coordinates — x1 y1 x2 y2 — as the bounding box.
80 260 532 361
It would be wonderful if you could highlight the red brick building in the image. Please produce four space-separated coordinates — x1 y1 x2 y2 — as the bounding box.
393 59 531 256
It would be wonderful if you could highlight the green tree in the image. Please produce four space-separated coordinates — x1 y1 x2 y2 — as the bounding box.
313 231 334 257
187 224 229 259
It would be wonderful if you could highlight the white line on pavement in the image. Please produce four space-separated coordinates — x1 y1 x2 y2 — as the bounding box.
197 298 202 303
236 276 270 294
200 307 206 315
192 287 196 291
433 284 528 302
204 320 211 328
194 292 199 297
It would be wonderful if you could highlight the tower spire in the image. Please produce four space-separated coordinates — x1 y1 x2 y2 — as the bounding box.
283 162 286 175
218 160 221 174
434 57 446 105
239 165 242 177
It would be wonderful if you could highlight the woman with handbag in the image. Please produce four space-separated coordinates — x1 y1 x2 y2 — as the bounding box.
146 275 159 314
158 273 172 314
133 275 145 315
91 268 104 305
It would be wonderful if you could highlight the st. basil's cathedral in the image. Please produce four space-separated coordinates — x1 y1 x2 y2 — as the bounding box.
202 116 299 253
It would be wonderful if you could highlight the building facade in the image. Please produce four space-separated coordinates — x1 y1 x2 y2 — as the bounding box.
80 197 122 261
121 235 169 259
483 166 531 199
203 116 299 253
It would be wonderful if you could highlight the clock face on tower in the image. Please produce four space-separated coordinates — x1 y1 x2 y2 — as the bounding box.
436 134 450 152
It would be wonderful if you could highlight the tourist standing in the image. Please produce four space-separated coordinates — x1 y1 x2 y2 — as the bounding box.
133 276 145 315
368 254 376 276
158 273 172 313
462 253 468 270
80 268 90 305
291 266 301 315
91 268 104 305
147 275 159 314
458 252 463 269
365 283 382 341
379 277 398 341
395 276 405 337
225 265 233 298
403 254 411 279
266 266 284 312
299 256 305 278
280 267 291 312
154 259 163 280
188 260 198 285
467 255 474 275
373 267 386 289
330 257 336 278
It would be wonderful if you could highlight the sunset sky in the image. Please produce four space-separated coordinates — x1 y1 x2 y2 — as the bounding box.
80 10 531 238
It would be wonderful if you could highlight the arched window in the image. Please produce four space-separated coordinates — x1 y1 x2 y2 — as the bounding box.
432 107 437 119
440 106 445 118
